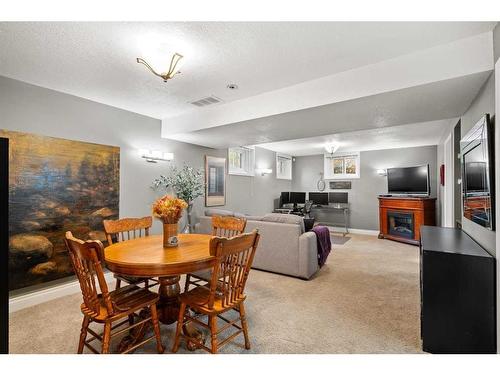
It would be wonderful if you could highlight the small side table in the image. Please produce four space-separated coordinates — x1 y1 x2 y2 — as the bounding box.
303 217 315 232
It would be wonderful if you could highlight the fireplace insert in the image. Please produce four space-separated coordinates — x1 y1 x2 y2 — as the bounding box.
388 211 414 239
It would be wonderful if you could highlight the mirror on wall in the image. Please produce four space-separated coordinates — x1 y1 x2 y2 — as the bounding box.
460 114 494 230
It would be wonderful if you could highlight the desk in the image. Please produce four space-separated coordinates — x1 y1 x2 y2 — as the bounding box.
310 204 349 236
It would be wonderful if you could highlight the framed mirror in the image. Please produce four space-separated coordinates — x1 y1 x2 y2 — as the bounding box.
460 114 494 230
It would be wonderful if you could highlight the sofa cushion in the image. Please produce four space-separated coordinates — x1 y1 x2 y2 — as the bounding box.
233 211 248 219
205 208 234 217
261 213 305 233
245 215 263 221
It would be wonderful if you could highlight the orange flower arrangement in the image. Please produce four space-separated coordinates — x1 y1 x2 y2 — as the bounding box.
152 195 188 224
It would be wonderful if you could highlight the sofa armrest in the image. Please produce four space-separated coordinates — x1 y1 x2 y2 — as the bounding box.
298 232 319 279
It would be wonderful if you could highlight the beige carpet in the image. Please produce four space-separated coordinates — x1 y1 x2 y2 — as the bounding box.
9 234 422 354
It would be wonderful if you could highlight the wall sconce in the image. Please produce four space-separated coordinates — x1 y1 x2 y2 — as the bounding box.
256 168 273 176
324 143 340 154
377 169 387 176
138 149 174 163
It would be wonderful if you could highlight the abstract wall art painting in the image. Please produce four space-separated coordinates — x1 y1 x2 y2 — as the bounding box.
1 130 120 291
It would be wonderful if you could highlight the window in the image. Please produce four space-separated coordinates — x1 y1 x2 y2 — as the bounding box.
276 153 292 180
324 152 360 179
228 146 255 176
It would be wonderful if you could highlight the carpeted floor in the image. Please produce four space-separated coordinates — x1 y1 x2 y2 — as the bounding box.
9 234 422 354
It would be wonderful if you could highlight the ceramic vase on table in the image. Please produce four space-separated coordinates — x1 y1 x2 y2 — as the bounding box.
163 222 179 247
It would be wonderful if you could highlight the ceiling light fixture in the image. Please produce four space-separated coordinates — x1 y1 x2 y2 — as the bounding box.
227 83 239 90
136 52 183 82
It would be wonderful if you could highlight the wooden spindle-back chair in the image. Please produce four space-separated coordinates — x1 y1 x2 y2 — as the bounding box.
64 231 164 354
172 230 260 354
184 215 247 291
103 216 159 290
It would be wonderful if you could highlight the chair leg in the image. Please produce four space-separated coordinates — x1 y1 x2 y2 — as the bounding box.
78 316 90 354
209 315 218 354
128 314 134 326
115 278 121 290
239 302 251 350
145 279 149 290
150 303 165 354
102 322 112 354
172 302 187 353
184 274 191 292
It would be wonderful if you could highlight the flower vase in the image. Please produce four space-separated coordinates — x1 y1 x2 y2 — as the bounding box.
163 223 179 248
183 201 194 233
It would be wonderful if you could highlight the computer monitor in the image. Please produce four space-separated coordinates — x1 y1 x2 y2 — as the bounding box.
290 192 306 204
280 192 290 206
309 192 329 206
329 192 348 204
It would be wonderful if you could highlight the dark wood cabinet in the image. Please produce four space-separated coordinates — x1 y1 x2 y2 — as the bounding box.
378 196 436 245
420 226 496 353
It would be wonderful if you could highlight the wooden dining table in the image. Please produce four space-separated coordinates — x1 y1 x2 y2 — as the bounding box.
104 233 216 350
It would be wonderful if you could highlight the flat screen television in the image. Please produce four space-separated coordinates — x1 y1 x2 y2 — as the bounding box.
290 192 306 204
280 191 290 205
387 165 430 196
328 192 348 204
309 192 329 206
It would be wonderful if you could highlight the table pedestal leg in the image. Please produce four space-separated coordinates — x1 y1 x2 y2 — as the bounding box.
157 276 180 324
157 275 205 351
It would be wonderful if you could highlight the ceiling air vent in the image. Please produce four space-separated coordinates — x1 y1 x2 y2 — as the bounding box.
189 95 223 107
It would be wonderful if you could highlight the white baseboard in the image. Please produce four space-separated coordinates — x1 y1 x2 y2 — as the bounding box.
9 272 115 313
327 226 379 236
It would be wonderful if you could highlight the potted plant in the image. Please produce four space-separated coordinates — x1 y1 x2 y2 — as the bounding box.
152 165 205 233
152 195 188 247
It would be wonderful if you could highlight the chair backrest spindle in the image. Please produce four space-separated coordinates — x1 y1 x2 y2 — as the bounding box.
207 231 260 309
64 231 113 317
103 216 153 244
211 216 247 238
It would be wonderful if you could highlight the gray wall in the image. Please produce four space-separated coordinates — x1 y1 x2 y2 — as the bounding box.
0 75 225 236
225 147 292 215
292 146 438 231
460 72 496 255
494 23 500 64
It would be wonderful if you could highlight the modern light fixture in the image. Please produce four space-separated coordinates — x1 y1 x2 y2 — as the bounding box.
324 143 340 154
256 168 273 176
377 169 387 176
138 149 174 163
136 52 183 82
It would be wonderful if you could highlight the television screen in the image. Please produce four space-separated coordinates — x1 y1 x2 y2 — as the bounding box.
290 192 306 204
387 165 429 195
464 145 488 194
328 192 348 203
280 191 290 205
309 192 329 205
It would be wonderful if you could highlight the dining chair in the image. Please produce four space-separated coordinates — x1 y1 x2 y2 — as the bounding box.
64 231 164 354
172 230 260 354
103 216 159 290
184 215 247 292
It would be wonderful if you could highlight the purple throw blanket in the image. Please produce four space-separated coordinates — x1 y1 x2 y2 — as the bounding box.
311 226 332 267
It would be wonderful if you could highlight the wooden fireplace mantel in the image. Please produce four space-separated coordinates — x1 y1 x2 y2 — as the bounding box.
378 196 436 245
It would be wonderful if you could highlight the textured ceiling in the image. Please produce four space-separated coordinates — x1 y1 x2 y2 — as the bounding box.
167 71 491 149
0 22 496 119
257 120 453 156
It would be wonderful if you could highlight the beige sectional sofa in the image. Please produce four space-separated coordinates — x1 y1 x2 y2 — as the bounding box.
194 209 320 280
